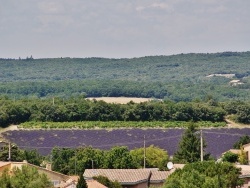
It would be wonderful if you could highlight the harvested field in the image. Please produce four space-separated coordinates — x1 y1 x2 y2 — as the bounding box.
86 97 157 104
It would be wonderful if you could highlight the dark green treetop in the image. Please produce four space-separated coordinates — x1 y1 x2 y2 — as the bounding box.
173 122 209 163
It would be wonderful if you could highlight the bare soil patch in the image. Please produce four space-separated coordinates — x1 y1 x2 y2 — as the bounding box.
225 118 250 128
86 97 156 104
0 125 18 140
0 125 18 134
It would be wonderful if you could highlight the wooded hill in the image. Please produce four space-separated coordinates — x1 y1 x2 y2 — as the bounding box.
1 51 250 101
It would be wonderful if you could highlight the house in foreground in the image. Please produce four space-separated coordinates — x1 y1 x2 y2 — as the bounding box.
222 143 250 164
84 167 182 188
220 143 250 188
0 161 106 188
69 175 107 188
236 165 250 188
0 161 70 187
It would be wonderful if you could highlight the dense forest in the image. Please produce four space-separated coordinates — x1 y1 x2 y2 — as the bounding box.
0 51 250 101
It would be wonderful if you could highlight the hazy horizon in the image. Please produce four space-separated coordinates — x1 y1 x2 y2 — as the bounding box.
2 50 250 60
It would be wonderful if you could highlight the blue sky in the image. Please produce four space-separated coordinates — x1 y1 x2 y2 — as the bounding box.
1 0 249 59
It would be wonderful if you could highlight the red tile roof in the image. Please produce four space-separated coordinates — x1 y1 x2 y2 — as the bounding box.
87 179 108 188
69 176 108 188
0 162 11 168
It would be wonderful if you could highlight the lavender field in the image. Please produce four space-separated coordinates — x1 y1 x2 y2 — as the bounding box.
2 128 250 158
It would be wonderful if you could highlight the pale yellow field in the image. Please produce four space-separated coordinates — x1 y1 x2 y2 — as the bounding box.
86 97 155 104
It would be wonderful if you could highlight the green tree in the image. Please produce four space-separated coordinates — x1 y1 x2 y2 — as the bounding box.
173 122 209 163
76 173 88 188
0 145 24 162
0 145 44 165
0 169 11 188
233 135 250 149
164 161 243 188
130 145 168 170
235 104 250 124
222 151 238 163
103 146 137 169
50 146 106 175
0 165 52 188
0 107 9 128
238 145 248 165
51 147 75 174
69 147 105 175
23 149 44 166
6 103 31 124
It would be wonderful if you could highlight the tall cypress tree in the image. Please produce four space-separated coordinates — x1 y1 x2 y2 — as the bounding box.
76 172 88 188
173 122 209 163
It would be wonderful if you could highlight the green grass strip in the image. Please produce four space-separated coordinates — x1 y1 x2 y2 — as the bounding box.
19 121 226 129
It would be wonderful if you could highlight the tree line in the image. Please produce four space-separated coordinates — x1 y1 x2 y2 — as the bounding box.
0 96 234 128
1 96 250 128
0 144 168 175
51 145 169 175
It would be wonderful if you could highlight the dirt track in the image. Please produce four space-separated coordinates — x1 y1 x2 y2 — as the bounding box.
225 118 250 128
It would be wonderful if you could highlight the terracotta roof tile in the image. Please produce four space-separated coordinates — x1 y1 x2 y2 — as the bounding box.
87 179 108 188
84 169 151 185
150 170 171 183
0 162 10 167
69 175 79 182
69 176 108 188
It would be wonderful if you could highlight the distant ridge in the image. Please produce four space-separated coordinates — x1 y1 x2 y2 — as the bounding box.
0 51 250 101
